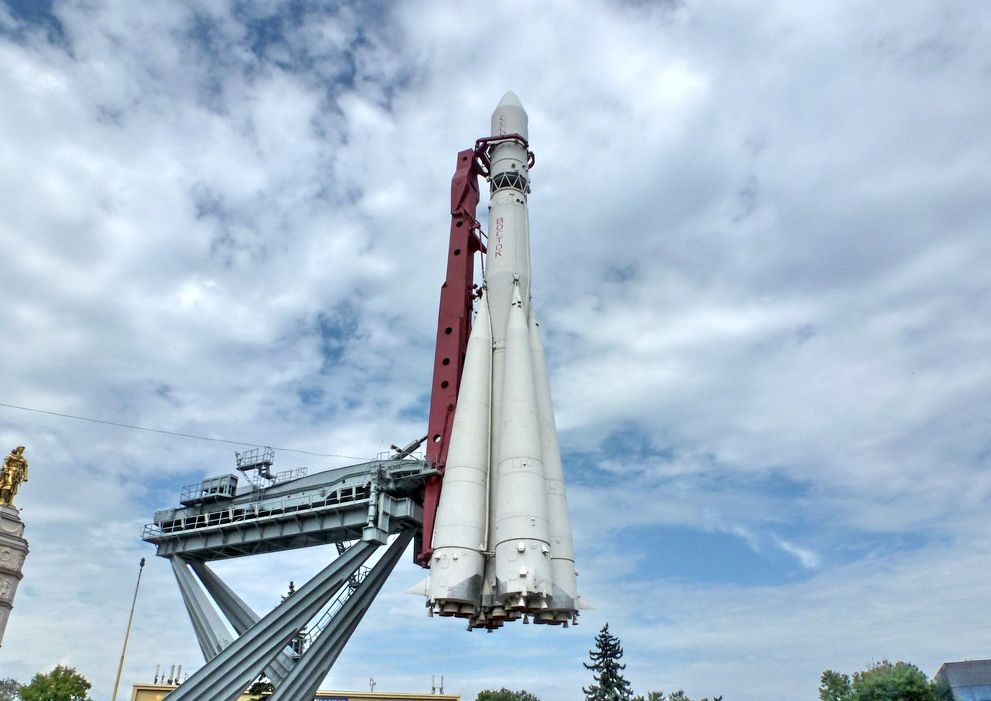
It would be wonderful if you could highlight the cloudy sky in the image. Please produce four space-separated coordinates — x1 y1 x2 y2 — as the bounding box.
2 1 990 700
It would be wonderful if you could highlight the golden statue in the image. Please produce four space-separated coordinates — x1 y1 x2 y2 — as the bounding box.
0 447 28 506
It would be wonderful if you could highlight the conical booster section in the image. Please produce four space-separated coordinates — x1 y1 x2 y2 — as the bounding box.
529 311 579 624
426 292 493 618
493 284 551 613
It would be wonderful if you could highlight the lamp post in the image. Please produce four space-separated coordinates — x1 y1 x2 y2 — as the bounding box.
112 558 145 701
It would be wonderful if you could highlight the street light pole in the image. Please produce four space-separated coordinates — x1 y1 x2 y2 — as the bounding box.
112 558 145 701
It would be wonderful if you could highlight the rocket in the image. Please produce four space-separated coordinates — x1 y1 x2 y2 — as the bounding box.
420 93 583 630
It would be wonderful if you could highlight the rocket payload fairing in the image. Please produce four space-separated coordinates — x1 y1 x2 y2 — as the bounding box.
420 93 583 630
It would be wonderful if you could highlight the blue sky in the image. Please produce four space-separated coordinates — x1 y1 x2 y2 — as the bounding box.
1 1 990 700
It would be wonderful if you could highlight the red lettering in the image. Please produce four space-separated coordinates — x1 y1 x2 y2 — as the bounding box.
494 217 504 256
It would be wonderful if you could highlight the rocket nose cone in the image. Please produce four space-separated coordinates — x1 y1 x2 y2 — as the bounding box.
498 91 524 110
491 91 528 140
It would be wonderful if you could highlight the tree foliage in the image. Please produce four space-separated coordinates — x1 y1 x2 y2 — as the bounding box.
819 661 948 701
0 678 21 701
246 678 275 700
583 625 722 701
820 670 854 701
633 693 666 701
635 692 722 701
19 665 93 701
584 623 634 701
475 688 540 701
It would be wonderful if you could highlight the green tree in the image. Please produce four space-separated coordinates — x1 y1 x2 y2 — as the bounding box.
583 623 634 701
0 678 21 701
475 689 540 701
820 670 853 701
635 692 722 701
852 661 940 701
632 693 666 701
820 660 945 701
246 678 275 700
19 665 92 701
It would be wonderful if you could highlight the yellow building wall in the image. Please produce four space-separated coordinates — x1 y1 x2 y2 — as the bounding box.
131 684 461 701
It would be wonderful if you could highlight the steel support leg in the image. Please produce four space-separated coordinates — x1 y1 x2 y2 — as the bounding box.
164 540 379 701
170 556 233 661
189 561 295 683
269 531 413 701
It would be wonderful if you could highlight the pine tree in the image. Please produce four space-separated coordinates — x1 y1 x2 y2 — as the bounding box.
583 623 634 701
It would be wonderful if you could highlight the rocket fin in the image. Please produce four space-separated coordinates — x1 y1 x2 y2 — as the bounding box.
407 578 430 597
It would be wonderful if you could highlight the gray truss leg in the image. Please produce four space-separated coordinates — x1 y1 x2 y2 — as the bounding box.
269 531 413 701
164 540 379 701
189 561 295 684
170 556 233 661
188 561 257 633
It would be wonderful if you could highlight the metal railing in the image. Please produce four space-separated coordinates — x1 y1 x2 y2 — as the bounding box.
143 483 371 540
235 447 275 470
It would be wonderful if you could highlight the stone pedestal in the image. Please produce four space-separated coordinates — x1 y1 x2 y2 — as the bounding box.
0 505 29 648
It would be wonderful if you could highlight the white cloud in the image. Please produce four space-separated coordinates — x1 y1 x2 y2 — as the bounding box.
1 1 990 700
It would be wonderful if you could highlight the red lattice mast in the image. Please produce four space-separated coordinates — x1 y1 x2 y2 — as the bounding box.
416 148 484 566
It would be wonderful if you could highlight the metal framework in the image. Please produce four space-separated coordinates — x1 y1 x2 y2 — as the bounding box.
417 148 484 566
143 452 434 701
145 145 498 697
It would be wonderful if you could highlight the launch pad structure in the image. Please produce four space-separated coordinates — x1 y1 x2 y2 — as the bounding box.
142 443 432 701
142 143 489 701
143 93 581 701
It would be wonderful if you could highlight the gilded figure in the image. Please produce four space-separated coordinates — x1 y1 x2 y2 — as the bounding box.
0 447 28 506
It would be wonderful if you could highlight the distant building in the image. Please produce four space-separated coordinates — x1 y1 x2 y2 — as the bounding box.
130 685 461 701
935 660 991 701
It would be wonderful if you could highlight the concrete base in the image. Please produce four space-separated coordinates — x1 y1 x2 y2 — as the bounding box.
0 504 29 648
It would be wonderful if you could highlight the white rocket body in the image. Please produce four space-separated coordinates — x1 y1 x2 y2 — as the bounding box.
424 93 581 629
